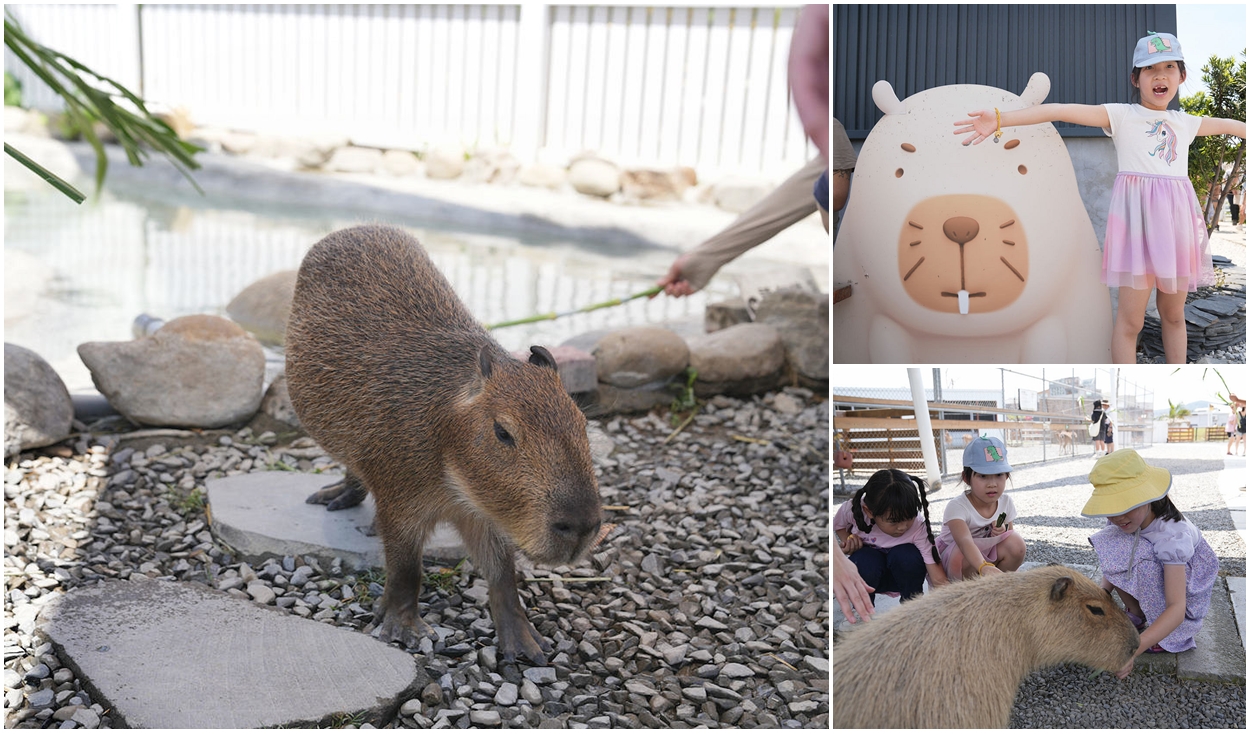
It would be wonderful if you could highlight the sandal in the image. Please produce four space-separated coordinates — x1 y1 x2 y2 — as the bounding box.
1143 644 1167 653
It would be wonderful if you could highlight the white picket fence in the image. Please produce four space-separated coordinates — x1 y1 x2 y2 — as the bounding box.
5 3 812 176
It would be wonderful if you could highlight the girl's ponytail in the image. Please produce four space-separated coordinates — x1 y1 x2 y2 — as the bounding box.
910 473 941 564
851 486 874 533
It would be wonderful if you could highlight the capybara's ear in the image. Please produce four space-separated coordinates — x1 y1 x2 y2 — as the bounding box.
528 345 557 371
1049 576 1073 602
478 347 494 380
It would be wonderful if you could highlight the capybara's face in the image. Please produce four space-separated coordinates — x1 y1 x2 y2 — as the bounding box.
451 356 601 565
1036 568 1140 672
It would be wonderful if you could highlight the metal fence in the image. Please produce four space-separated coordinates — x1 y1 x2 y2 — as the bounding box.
832 367 1155 492
4 3 814 176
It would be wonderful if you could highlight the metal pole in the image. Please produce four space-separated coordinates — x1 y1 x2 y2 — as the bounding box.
908 368 942 490
934 367 946 476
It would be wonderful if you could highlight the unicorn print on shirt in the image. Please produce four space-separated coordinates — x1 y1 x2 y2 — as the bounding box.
1146 119 1178 165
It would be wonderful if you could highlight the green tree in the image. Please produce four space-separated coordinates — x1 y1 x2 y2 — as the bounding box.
1180 52 1246 234
4 11 201 203
1165 398 1192 424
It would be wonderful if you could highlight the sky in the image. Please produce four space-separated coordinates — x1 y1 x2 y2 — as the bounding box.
830 366 1247 409
1176 3 1247 97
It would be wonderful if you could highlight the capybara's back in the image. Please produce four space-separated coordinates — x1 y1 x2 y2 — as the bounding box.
832 565 1139 727
284 224 602 663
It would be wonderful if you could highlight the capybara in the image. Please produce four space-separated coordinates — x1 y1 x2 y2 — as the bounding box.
832 564 1140 727
284 225 602 664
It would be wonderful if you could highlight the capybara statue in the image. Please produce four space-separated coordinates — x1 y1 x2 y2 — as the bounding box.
285 224 602 664
832 564 1140 727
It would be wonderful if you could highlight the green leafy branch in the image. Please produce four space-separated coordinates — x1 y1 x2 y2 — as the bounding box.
4 11 203 202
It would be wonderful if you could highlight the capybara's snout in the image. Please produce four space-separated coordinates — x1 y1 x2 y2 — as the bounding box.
542 487 603 564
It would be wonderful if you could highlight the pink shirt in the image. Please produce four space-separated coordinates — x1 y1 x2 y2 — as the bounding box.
833 498 938 564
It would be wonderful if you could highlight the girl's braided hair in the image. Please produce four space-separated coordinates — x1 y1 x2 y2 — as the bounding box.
850 468 940 564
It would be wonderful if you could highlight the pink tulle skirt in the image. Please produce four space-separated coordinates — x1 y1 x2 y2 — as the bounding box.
1102 172 1214 294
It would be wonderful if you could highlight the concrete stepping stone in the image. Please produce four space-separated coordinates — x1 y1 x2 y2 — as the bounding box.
37 578 426 728
206 471 465 571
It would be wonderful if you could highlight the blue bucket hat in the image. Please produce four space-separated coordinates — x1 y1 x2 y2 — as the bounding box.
963 435 1013 474
1133 31 1184 68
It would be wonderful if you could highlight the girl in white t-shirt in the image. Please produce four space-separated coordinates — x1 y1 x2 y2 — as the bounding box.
954 32 1246 364
936 436 1027 580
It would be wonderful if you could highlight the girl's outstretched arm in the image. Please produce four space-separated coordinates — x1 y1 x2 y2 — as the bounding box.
1197 117 1247 138
954 104 1111 146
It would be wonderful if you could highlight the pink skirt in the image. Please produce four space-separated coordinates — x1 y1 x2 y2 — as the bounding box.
1102 172 1214 294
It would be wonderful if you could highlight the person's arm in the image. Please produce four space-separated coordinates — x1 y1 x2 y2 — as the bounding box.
947 518 998 576
1117 564 1187 679
926 561 949 588
955 103 1111 146
1196 117 1247 138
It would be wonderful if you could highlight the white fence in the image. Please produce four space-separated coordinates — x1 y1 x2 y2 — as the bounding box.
5 3 812 176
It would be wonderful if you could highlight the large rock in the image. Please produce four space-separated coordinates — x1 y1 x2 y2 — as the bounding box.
753 288 829 383
620 168 696 202
37 578 425 728
4 343 73 457
592 327 689 388
78 315 266 429
380 149 421 176
424 144 466 180
324 145 384 174
511 345 597 394
686 323 785 396
260 374 300 427
226 270 297 346
568 157 620 198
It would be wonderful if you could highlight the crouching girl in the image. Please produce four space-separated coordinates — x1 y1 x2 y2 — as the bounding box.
1083 449 1219 678
937 435 1027 579
834 469 947 608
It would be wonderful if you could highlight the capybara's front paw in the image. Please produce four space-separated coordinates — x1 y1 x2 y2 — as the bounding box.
371 600 437 649
495 611 552 666
304 475 367 511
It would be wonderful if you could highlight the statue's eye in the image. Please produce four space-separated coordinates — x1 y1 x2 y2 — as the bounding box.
895 168 904 178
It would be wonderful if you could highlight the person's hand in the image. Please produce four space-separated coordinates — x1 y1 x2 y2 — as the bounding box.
655 254 698 297
833 543 875 623
1115 653 1137 680
978 563 1004 577
954 109 998 146
841 534 863 555
989 521 1011 538
788 5 829 160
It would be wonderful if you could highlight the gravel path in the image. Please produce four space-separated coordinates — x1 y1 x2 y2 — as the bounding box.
4 389 829 729
833 441 1246 729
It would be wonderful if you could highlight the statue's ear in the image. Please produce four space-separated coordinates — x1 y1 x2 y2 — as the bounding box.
1020 72 1050 107
872 80 906 115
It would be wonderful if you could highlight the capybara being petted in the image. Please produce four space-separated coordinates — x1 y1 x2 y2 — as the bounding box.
832 564 1140 728
285 224 602 664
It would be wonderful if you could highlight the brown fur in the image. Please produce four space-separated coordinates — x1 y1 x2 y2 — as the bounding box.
285 225 601 664
832 565 1139 728
1057 429 1077 456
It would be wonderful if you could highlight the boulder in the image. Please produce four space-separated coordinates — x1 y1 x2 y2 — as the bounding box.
77 315 266 429
260 374 300 428
4 343 73 457
708 177 771 213
509 345 597 394
517 163 566 190
424 144 466 180
620 168 696 202
592 327 689 388
226 270 298 346
568 157 620 198
324 145 383 174
380 149 421 177
463 149 521 185
685 323 785 396
753 288 829 383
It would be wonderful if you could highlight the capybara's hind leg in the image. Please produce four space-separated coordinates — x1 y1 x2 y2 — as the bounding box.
458 519 551 665
372 529 437 649
305 470 368 510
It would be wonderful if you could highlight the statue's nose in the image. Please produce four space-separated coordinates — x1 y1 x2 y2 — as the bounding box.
943 216 980 245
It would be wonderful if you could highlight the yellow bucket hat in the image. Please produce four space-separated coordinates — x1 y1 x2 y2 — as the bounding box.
1081 449 1171 518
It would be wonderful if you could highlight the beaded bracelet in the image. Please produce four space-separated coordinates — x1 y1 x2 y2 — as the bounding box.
993 108 1004 143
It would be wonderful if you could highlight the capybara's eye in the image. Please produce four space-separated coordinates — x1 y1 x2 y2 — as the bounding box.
1086 604 1105 616
494 422 515 447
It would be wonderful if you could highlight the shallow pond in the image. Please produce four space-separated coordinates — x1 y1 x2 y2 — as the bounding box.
5 175 750 393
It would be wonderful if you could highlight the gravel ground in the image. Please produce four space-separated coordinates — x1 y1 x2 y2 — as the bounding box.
4 388 829 729
832 441 1246 729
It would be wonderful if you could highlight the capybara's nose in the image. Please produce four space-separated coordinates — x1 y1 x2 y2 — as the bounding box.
551 517 600 542
943 216 980 245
